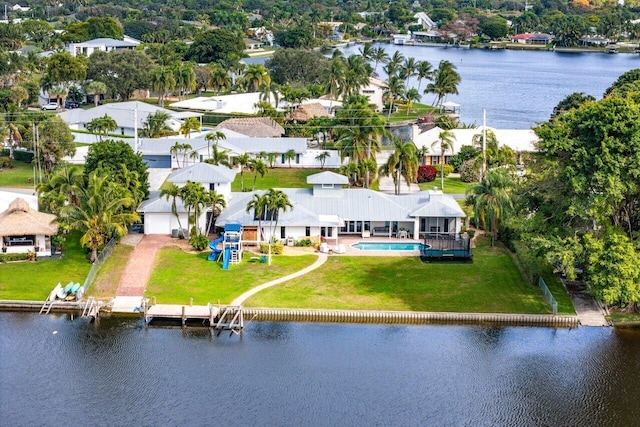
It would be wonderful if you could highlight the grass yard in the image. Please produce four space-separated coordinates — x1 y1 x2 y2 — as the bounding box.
87 244 134 300
0 161 36 188
232 168 325 191
246 237 561 314
146 248 317 305
419 176 473 194
389 103 436 123
0 233 92 301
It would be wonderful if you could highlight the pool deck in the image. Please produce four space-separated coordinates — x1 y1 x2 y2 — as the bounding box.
323 235 424 257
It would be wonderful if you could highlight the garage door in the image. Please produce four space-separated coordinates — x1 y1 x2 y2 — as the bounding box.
143 155 171 168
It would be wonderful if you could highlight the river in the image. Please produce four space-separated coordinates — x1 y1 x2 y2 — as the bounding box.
337 44 640 128
1 312 639 426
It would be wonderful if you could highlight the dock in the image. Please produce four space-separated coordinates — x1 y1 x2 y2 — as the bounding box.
144 303 244 334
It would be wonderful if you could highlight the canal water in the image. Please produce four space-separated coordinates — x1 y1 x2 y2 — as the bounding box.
1 312 639 426
338 44 640 128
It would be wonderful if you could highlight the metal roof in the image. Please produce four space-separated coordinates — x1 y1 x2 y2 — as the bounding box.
306 171 349 185
167 163 237 184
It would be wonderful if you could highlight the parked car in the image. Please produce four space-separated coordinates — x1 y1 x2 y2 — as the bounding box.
41 102 59 111
64 100 79 109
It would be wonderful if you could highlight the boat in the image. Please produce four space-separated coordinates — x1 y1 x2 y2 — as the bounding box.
70 283 81 295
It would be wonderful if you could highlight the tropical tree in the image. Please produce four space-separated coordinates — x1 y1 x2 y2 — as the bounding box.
86 114 117 140
140 111 172 138
205 190 226 235
180 180 208 235
60 173 139 262
401 57 419 94
284 149 296 168
180 117 200 138
151 65 176 107
315 151 330 169
379 137 418 195
465 169 513 246
343 54 371 97
170 142 192 168
235 153 251 191
371 46 389 75
249 158 268 190
84 81 107 107
38 164 85 213
160 183 185 236
415 60 433 94
175 62 196 100
432 130 456 190
264 188 293 265
204 145 232 168
243 63 271 92
384 75 405 120
9 86 29 109
246 192 268 243
205 130 226 159
425 60 461 108
322 58 345 109
208 63 232 93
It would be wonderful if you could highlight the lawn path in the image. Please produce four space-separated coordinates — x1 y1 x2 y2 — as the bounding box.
230 253 328 306
115 235 171 297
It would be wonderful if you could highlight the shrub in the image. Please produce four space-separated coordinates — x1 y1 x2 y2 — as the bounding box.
295 238 313 247
417 165 437 183
459 159 480 183
0 252 30 262
259 242 284 255
433 164 454 177
190 234 209 251
12 150 34 164
0 156 12 168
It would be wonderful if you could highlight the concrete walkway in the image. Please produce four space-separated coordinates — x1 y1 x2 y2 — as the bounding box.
563 279 609 326
230 253 328 306
112 234 171 312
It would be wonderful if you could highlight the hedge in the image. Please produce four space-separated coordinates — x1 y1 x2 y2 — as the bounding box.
0 252 31 262
0 149 34 163
259 242 284 255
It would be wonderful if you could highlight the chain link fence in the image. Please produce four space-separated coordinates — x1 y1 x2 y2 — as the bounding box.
538 277 558 315
82 239 117 292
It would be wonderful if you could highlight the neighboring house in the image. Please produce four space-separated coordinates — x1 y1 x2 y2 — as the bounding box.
67 37 140 57
392 34 413 45
360 77 388 112
215 117 285 138
579 35 609 46
290 103 330 123
138 163 237 235
412 126 539 166
215 171 466 244
0 198 58 257
244 38 263 50
510 33 553 45
12 4 30 12
59 101 200 137
414 12 437 31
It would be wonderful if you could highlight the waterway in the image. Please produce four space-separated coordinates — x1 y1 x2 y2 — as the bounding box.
2 312 639 426
338 44 640 128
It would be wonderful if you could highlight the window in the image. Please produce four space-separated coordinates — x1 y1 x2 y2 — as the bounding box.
295 154 300 164
362 90 374 94
280 227 286 239
327 227 333 237
209 183 215 191
364 221 371 231
420 218 427 232
322 183 333 189
281 153 285 164
444 218 449 233
305 227 310 237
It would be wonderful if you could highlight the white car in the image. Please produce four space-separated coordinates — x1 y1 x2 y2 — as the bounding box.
41 102 59 111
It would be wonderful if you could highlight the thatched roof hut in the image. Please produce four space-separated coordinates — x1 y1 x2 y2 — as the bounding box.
0 198 58 237
215 117 285 138
290 103 330 123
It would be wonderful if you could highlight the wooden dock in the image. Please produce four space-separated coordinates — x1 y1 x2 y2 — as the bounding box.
144 303 244 334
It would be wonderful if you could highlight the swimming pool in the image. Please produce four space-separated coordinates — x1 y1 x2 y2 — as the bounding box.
352 242 429 251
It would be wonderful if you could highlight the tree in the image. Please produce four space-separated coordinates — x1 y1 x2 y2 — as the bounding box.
343 55 371 97
175 62 196 100
266 49 329 85
432 130 456 191
61 173 139 262
264 189 293 265
384 75 405 121
34 117 76 175
246 193 268 243
9 86 28 109
249 158 268 191
87 50 154 101
205 130 226 159
140 111 172 138
204 145 232 168
43 52 87 86
284 149 296 168
84 140 150 200
85 81 107 107
479 16 509 40
243 63 271 92
180 117 200 139
180 180 208 236
415 60 433 94
465 169 513 246
273 26 314 49
425 60 461 108
151 66 176 107
185 29 245 65
315 151 330 169
371 46 389 75
208 64 232 93
205 190 226 235
38 164 84 214
235 153 251 191
86 114 117 140
552 92 595 118
379 137 418 195
322 58 345 108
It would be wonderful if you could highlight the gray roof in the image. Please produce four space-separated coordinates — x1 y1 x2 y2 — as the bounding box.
59 101 180 130
138 135 305 156
78 38 138 48
216 188 465 227
167 163 237 184
307 171 349 185
138 191 187 213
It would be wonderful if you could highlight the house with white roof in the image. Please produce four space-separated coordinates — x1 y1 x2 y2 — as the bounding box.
414 13 437 31
67 37 139 58
360 77 388 112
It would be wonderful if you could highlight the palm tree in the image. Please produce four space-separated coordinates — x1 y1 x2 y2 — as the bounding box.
379 137 418 195
180 117 200 138
175 62 196 100
243 64 271 92
141 111 172 138
425 60 461 108
401 57 419 94
246 192 268 243
358 42 374 61
250 158 268 190
160 183 185 235
235 153 251 191
85 81 107 107
432 130 457 191
60 173 139 262
205 130 226 159
322 58 345 109
384 75 405 121
151 65 176 107
204 145 232 168
170 142 192 168
315 151 330 169
388 51 405 71
371 47 389 75
465 169 514 246
38 164 84 213
180 181 208 235
264 188 293 265
343 55 371 97
415 60 433 94
86 114 117 140
404 88 421 116
9 85 29 109
47 85 66 110
284 149 296 168
205 190 226 235
208 64 232 93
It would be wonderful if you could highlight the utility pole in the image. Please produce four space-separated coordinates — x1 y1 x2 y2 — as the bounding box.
133 102 138 152
482 109 487 179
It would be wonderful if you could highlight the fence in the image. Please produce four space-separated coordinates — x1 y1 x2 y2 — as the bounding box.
82 239 117 292
538 277 558 315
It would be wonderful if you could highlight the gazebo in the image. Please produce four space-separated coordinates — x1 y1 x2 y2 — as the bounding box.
0 198 58 257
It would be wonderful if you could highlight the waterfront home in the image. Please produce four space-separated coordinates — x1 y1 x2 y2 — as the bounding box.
0 198 58 257
360 77 388 112
510 33 554 45
67 37 139 58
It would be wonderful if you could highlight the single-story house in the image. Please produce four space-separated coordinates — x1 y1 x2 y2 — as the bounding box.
0 197 58 257
67 37 140 58
215 171 466 244
510 33 553 45
414 12 437 31
137 163 238 235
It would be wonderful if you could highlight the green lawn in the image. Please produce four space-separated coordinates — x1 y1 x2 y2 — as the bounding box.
88 244 134 300
419 176 473 194
232 168 325 191
0 161 36 188
0 234 92 300
146 249 318 305
246 237 562 314
389 103 436 123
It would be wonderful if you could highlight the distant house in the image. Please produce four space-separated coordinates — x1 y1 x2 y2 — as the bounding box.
510 33 553 45
244 38 263 50
67 37 139 58
414 12 437 31
215 117 285 138
359 77 388 112
290 103 330 123
12 4 30 12
392 34 413 45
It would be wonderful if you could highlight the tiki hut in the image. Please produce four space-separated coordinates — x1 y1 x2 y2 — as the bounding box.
0 198 58 256
290 103 330 123
215 117 285 138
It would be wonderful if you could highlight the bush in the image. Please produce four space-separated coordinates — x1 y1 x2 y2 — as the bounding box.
0 156 12 168
12 150 34 164
433 164 454 177
190 234 209 251
459 159 480 183
417 165 437 183
0 252 30 262
295 238 313 247
259 242 284 255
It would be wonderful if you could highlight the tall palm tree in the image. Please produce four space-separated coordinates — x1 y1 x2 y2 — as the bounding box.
243 63 271 92
264 188 293 265
284 149 296 168
180 117 200 138
371 46 389 75
151 65 176 107
205 130 226 159
388 51 405 71
180 180 207 235
425 60 461 108
358 42 374 61
415 60 433 94
204 145 232 168
322 58 345 109
384 75 405 121
60 173 139 262
401 57 419 94
465 169 514 246
86 114 117 140
343 55 371 97
250 158 268 190
85 81 107 107
246 192 268 243
404 88 421 116
379 137 418 195
175 62 196 100
432 130 457 191
208 64 232 93
160 183 185 235
205 190 226 235
235 153 251 191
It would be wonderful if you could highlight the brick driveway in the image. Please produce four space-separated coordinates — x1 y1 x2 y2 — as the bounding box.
115 235 171 297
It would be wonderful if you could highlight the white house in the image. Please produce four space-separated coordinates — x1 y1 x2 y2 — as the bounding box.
360 77 388 112
67 37 139 58
0 197 58 257
414 12 437 31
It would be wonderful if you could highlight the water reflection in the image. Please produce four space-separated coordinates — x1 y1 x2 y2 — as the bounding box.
1 313 639 426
